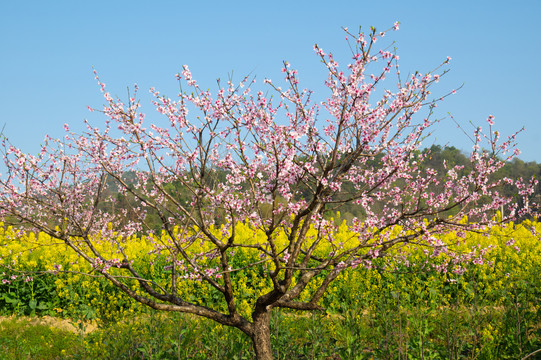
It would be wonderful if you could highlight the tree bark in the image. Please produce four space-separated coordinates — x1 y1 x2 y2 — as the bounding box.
251 310 274 360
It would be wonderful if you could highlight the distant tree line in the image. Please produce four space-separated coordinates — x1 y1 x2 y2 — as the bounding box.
98 145 540 232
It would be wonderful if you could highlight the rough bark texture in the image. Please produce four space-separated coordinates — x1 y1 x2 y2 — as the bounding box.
251 310 273 360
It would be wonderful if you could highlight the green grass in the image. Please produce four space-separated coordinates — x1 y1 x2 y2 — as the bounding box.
1 304 540 360
0 317 80 359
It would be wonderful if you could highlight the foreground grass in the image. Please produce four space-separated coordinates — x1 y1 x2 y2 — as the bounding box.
1 305 541 360
0 317 79 359
0 313 256 360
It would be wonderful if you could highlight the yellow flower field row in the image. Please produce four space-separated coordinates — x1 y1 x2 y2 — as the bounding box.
0 220 540 323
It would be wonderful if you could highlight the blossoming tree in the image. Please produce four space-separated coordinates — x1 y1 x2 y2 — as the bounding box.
0 24 537 359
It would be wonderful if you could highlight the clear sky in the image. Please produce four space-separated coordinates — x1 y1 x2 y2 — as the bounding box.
1 0 540 162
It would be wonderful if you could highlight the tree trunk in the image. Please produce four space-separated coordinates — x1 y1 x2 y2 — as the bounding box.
251 310 274 360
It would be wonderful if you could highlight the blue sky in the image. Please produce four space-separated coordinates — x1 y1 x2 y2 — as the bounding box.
1 0 540 161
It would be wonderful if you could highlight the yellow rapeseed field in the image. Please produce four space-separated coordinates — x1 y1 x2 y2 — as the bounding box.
0 219 540 323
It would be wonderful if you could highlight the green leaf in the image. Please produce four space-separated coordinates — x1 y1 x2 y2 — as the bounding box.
29 299 37 310
36 302 49 310
3 294 18 304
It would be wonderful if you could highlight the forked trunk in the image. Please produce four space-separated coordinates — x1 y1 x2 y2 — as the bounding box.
251 310 273 360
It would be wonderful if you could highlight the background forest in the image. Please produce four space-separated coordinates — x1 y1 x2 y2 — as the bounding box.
105 145 541 232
